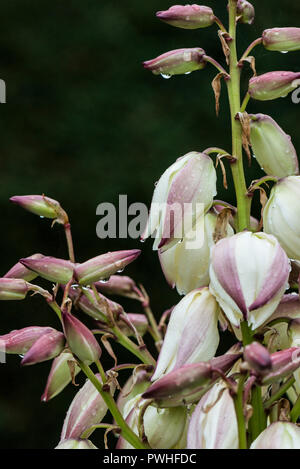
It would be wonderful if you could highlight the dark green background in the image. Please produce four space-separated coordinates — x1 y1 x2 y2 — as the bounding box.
0 0 300 449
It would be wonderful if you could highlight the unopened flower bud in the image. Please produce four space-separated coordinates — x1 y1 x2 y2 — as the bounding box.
0 326 54 355
143 48 207 77
244 342 272 374
263 176 300 260
0 278 29 300
159 212 233 295
249 71 300 101
187 382 238 449
251 422 300 449
75 250 141 285
156 5 215 30
41 352 81 402
68 286 123 321
152 288 220 381
10 195 67 222
4 254 45 282
250 114 299 177
94 275 140 300
21 330 65 366
60 374 114 440
141 152 216 250
143 351 241 407
62 312 101 363
116 313 149 337
210 232 290 330
262 347 300 384
237 0 255 25
263 28 300 52
20 256 74 284
55 439 97 449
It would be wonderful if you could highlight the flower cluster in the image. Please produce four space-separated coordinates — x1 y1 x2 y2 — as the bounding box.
3 1 300 451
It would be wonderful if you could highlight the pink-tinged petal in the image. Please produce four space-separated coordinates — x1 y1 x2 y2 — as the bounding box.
0 326 54 355
211 237 247 315
21 330 65 366
4 254 45 282
41 352 81 402
20 256 74 284
249 244 290 311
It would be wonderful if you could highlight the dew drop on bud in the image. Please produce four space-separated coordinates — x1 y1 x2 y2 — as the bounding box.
161 74 172 80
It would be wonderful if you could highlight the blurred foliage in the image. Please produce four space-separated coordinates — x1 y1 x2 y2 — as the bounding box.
1 0 300 448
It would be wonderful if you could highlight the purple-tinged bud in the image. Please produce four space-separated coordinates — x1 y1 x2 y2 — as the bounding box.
263 28 300 53
0 326 54 355
262 347 300 384
142 152 216 250
21 330 65 366
143 48 206 78
4 254 45 282
0 278 29 300
55 439 97 449
264 177 300 261
156 5 215 30
41 352 81 402
244 342 272 374
75 250 141 285
266 294 300 325
249 71 300 101
62 312 101 363
68 286 123 321
60 374 114 440
237 0 255 25
159 213 233 295
94 275 140 300
116 313 149 337
152 288 220 381
20 256 74 284
143 351 241 407
187 382 238 449
210 232 290 330
251 422 300 449
10 195 66 221
250 114 299 178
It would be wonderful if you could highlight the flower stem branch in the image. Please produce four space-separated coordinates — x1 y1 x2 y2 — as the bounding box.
233 374 248 449
240 37 263 62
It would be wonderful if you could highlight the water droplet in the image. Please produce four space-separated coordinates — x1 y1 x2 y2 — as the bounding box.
161 73 172 80
100 278 110 283
140 238 146 243
18 354 24 359
184 71 192 75
280 51 289 54
117 268 124 274
154 181 158 187
40 216 45 219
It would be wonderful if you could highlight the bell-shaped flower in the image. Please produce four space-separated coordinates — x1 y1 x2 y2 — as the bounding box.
209 231 290 330
159 212 233 295
187 382 238 449
156 5 215 30
263 28 300 52
250 422 300 449
249 71 300 101
264 176 300 260
141 152 217 250
250 114 299 178
152 288 220 381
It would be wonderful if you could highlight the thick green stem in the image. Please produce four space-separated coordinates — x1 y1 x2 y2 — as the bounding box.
226 0 251 232
233 375 248 449
112 324 156 367
249 386 267 441
241 321 253 346
290 392 300 423
78 360 148 449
